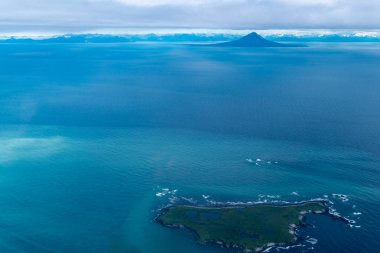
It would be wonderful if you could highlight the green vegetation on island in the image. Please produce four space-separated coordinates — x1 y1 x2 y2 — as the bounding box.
156 202 327 252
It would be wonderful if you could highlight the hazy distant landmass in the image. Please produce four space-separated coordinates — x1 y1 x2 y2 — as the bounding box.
0 33 239 43
269 34 380 43
209 32 305 47
1 32 379 44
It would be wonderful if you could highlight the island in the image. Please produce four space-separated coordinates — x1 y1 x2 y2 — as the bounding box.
156 201 328 252
210 32 305 47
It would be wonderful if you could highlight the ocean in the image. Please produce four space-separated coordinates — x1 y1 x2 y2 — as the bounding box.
0 42 379 253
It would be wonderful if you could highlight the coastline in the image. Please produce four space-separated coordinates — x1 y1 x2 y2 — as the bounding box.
155 200 348 253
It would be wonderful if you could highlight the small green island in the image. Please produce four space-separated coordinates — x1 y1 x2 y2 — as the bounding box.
156 201 328 252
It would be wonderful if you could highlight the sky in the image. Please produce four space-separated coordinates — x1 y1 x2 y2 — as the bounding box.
0 0 379 34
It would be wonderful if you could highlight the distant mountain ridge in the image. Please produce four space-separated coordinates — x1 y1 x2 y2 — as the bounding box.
210 32 305 47
267 34 380 43
0 32 379 44
0 33 240 43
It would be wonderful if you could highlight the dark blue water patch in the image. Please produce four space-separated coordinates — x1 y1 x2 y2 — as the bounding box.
1 43 380 153
200 212 221 220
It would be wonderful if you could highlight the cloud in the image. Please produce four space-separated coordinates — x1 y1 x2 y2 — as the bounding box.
0 136 65 165
115 0 337 7
115 0 213 6
0 0 379 31
277 0 338 7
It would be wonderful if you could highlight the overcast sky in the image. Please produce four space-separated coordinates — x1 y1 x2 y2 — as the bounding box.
1 0 379 33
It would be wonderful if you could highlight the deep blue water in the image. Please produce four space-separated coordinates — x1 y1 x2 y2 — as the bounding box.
0 42 379 253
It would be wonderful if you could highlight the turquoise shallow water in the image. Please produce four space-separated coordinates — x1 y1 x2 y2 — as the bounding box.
0 126 379 253
0 42 379 252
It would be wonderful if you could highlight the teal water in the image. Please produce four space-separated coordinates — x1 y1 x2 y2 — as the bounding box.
0 43 379 253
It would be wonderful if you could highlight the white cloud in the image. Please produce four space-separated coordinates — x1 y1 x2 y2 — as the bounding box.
277 0 338 7
115 0 336 7
0 136 65 165
0 0 379 30
115 0 209 6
